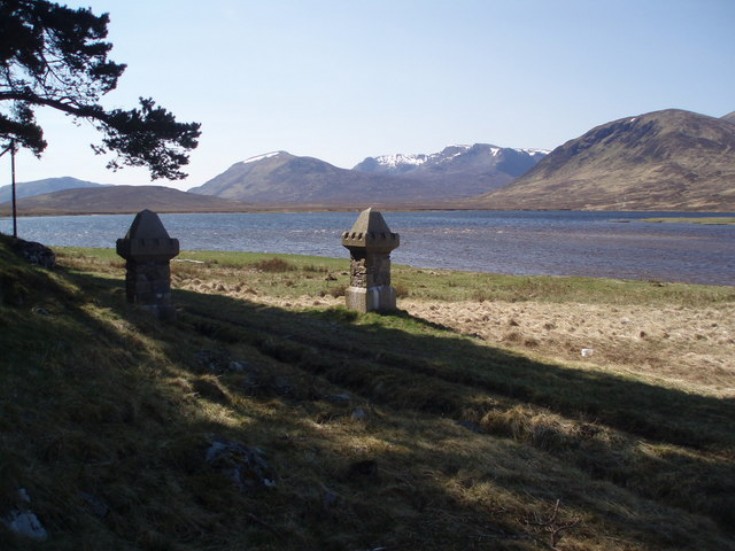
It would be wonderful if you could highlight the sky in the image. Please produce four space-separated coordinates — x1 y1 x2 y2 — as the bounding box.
3 0 734 191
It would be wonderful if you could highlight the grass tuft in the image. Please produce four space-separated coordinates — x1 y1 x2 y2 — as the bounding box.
252 257 296 273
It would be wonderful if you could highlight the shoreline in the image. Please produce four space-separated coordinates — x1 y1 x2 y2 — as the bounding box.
4 206 735 217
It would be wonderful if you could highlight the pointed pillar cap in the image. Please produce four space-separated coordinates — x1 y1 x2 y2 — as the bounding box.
341 207 399 252
124 209 172 240
116 209 179 260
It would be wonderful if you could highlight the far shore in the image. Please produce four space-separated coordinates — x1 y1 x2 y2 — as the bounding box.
3 206 735 218
641 216 735 225
0 199 473 217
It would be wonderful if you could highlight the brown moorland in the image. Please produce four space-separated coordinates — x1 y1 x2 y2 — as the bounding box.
470 109 735 211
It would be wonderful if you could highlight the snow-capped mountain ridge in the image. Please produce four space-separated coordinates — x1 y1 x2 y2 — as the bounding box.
189 142 548 207
363 145 479 171
353 143 547 178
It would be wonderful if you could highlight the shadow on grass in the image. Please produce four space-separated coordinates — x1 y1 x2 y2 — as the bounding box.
18 265 732 548
174 286 735 452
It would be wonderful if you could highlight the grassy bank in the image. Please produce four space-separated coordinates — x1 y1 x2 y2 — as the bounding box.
2 239 734 549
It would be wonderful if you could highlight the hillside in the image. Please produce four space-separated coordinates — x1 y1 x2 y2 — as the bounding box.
0 176 107 203
0 185 251 215
189 147 546 208
469 109 735 211
188 151 411 207
1 236 734 549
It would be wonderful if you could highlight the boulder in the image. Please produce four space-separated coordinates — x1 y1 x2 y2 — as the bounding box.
205 438 277 492
10 238 56 269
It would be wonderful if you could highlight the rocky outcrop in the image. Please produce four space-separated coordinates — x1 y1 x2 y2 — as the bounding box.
10 238 56 269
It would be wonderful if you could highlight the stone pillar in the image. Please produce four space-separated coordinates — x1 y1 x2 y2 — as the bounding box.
116 209 179 319
341 208 400 313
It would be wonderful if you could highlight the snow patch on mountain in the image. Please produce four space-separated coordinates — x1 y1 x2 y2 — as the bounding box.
242 151 285 164
373 153 430 168
497 147 550 157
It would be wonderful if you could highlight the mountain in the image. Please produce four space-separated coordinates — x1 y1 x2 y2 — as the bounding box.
469 109 735 211
189 146 546 207
188 151 410 207
354 144 547 195
0 176 107 203
0 185 251 215
1 144 547 214
14 109 732 213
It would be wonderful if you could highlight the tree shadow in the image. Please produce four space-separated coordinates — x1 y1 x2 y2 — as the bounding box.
16 264 732 548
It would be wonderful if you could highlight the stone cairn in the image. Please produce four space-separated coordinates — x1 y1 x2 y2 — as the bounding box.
116 209 179 319
341 208 400 313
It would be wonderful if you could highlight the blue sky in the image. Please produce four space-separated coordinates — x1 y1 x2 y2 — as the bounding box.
5 0 734 190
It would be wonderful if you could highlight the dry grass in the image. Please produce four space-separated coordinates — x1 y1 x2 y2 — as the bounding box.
402 299 735 397
153 249 735 398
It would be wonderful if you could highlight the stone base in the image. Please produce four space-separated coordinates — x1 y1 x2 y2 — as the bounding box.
345 285 396 313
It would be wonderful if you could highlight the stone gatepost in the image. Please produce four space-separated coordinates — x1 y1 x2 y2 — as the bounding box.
116 209 179 319
341 208 400 313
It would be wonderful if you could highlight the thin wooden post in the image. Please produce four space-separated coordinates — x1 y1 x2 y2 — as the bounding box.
10 140 17 238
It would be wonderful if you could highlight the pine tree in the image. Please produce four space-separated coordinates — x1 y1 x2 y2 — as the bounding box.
0 0 201 180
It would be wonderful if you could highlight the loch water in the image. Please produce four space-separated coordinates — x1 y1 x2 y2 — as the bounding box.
2 210 733 286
